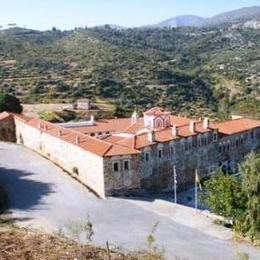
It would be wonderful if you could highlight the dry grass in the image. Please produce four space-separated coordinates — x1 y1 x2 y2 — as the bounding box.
0 225 163 260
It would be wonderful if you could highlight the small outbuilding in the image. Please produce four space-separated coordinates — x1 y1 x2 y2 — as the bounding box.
73 99 91 110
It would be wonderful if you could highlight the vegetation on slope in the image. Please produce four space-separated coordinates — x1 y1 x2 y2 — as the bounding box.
202 152 260 243
0 224 164 260
0 24 259 118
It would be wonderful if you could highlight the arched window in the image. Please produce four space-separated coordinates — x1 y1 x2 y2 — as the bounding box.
155 118 163 128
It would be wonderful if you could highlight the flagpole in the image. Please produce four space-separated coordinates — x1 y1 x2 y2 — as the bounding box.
173 165 177 204
195 169 198 209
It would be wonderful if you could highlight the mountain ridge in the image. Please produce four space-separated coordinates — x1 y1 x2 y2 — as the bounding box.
152 6 260 28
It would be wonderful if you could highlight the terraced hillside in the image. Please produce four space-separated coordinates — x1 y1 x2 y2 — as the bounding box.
0 24 259 118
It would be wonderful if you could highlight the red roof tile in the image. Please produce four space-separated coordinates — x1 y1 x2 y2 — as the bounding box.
14 116 139 157
211 118 260 135
144 107 169 116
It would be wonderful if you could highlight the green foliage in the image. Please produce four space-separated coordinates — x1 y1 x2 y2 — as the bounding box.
0 92 23 113
64 215 94 242
239 153 260 241
202 171 244 220
0 25 259 118
203 153 260 242
39 110 61 123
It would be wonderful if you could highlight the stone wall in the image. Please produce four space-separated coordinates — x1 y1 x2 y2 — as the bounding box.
139 128 260 193
140 131 221 192
103 154 141 196
218 128 260 171
14 118 106 198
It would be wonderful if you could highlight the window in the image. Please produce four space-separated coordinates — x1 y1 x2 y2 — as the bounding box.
158 149 162 158
90 133 95 137
145 152 150 162
123 160 130 171
251 131 254 139
113 161 119 173
213 132 218 142
170 146 174 155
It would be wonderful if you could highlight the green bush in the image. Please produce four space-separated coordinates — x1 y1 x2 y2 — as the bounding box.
202 153 260 242
0 92 23 114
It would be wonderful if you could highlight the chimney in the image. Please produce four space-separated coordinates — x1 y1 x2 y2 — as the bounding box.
203 117 210 129
131 109 138 125
172 126 178 136
189 121 195 133
76 135 80 145
148 130 155 142
90 114 95 123
58 129 62 137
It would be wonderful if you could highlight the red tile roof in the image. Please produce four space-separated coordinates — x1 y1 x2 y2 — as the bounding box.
211 118 260 135
170 115 195 127
72 118 132 134
70 114 192 136
13 115 139 157
144 107 169 116
2 109 259 158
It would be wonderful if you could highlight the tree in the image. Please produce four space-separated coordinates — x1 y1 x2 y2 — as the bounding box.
202 153 260 242
0 92 23 114
202 171 244 221
239 152 260 241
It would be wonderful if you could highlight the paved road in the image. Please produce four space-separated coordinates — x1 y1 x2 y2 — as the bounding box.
0 142 259 260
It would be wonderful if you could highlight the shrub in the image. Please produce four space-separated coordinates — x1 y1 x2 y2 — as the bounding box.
0 92 23 114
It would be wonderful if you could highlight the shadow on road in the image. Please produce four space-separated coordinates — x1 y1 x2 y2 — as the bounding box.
0 166 54 211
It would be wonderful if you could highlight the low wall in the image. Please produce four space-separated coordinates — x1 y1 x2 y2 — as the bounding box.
14 118 106 198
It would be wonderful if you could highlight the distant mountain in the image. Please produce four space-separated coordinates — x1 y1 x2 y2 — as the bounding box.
153 6 260 28
155 15 204 28
204 6 260 26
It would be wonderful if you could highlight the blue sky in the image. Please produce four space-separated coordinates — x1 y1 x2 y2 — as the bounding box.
1 0 259 30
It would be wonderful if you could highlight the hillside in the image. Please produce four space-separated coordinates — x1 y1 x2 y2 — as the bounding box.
0 22 259 119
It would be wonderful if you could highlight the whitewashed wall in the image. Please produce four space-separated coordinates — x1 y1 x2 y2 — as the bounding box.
14 118 106 198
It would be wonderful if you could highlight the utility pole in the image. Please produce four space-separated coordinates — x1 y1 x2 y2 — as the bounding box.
173 165 177 204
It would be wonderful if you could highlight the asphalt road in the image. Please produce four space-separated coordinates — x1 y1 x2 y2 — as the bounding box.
0 142 259 260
